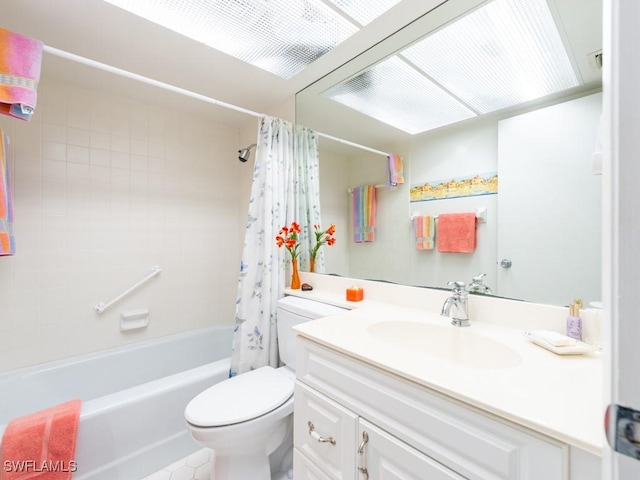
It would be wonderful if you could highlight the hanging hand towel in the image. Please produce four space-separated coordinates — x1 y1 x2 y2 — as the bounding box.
386 154 404 186
0 128 14 255
0 28 44 121
413 215 435 250
437 212 477 253
0 399 82 480
352 185 377 242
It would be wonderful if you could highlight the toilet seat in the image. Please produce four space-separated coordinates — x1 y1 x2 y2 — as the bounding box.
185 366 294 427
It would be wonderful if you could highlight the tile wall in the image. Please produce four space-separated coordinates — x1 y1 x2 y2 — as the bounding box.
0 80 244 372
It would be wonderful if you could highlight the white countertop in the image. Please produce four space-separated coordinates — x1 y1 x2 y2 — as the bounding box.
291 290 604 456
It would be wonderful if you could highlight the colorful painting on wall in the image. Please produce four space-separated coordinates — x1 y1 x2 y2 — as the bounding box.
410 172 498 202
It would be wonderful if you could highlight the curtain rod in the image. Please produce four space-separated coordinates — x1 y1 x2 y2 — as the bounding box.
43 45 389 157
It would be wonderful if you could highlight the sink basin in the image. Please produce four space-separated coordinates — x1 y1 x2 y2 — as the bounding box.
367 321 522 369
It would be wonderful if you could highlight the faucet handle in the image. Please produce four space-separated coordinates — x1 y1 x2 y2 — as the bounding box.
447 281 466 293
471 273 487 283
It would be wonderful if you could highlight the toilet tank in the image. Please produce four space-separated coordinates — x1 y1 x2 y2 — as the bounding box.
276 296 347 369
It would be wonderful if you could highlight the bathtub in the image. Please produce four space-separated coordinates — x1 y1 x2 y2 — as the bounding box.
0 326 233 480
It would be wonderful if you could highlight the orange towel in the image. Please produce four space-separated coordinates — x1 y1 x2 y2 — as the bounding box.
0 399 81 480
436 213 477 253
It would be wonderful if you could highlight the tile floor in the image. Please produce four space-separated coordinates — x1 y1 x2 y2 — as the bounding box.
141 449 212 480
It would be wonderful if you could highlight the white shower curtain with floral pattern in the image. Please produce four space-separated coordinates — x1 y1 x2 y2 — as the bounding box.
294 126 323 273
230 117 320 376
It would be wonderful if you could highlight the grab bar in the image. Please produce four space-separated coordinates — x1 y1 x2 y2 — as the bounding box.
94 265 162 314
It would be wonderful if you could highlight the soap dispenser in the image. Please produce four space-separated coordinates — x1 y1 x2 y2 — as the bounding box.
566 299 583 341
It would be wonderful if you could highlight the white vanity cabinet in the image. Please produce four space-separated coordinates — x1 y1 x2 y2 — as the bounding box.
294 337 578 480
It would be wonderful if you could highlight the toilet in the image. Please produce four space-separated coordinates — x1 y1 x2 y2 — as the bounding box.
185 296 347 480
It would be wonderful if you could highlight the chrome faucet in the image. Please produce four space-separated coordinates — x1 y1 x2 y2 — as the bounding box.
469 273 492 295
441 281 470 327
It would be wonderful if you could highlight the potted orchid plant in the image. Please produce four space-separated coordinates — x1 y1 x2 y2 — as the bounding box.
309 224 336 273
276 222 301 289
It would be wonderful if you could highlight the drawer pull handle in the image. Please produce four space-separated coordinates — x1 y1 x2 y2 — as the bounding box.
307 421 336 445
357 431 369 479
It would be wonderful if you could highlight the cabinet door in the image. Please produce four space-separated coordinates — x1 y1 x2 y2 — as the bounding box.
294 448 334 480
294 382 358 480
357 419 465 480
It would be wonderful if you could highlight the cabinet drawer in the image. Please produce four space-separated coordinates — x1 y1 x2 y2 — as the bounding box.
294 382 358 480
297 337 568 480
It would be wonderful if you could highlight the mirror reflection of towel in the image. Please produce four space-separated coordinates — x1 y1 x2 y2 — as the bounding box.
436 213 477 253
386 154 404 186
413 215 434 250
352 185 377 242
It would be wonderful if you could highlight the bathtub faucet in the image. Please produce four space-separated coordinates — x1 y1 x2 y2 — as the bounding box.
441 281 470 327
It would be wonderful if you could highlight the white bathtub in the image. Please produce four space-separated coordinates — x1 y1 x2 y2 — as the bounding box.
0 326 233 480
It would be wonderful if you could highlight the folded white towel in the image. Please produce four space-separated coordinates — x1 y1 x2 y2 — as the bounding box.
525 330 577 347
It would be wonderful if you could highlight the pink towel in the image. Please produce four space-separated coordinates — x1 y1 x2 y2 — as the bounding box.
437 213 477 253
0 28 44 121
0 399 81 479
386 154 404 186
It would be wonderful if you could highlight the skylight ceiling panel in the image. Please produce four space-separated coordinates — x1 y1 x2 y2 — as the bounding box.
401 0 580 113
324 0 403 26
323 56 476 134
103 0 358 79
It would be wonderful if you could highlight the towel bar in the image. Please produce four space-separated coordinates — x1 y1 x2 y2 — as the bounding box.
411 207 487 223
347 184 395 193
94 265 161 314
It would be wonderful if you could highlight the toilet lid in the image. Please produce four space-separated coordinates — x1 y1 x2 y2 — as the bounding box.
185 366 294 427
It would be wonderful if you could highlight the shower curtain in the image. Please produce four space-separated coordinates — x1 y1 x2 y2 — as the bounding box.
294 126 324 273
229 117 321 375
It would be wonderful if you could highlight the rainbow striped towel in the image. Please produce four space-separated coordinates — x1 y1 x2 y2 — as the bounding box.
0 28 43 121
0 127 14 255
387 154 404 186
352 185 377 242
413 215 435 250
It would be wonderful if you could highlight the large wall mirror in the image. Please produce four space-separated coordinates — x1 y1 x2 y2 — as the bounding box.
296 0 603 307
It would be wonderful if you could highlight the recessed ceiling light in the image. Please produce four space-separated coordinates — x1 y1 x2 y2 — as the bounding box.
323 56 477 134
402 0 580 113
102 0 401 79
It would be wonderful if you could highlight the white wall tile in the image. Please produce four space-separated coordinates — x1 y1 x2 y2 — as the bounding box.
90 131 110 150
42 124 67 143
110 151 130 169
42 142 67 162
111 135 130 153
67 128 91 147
68 145 90 165
90 148 110 166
